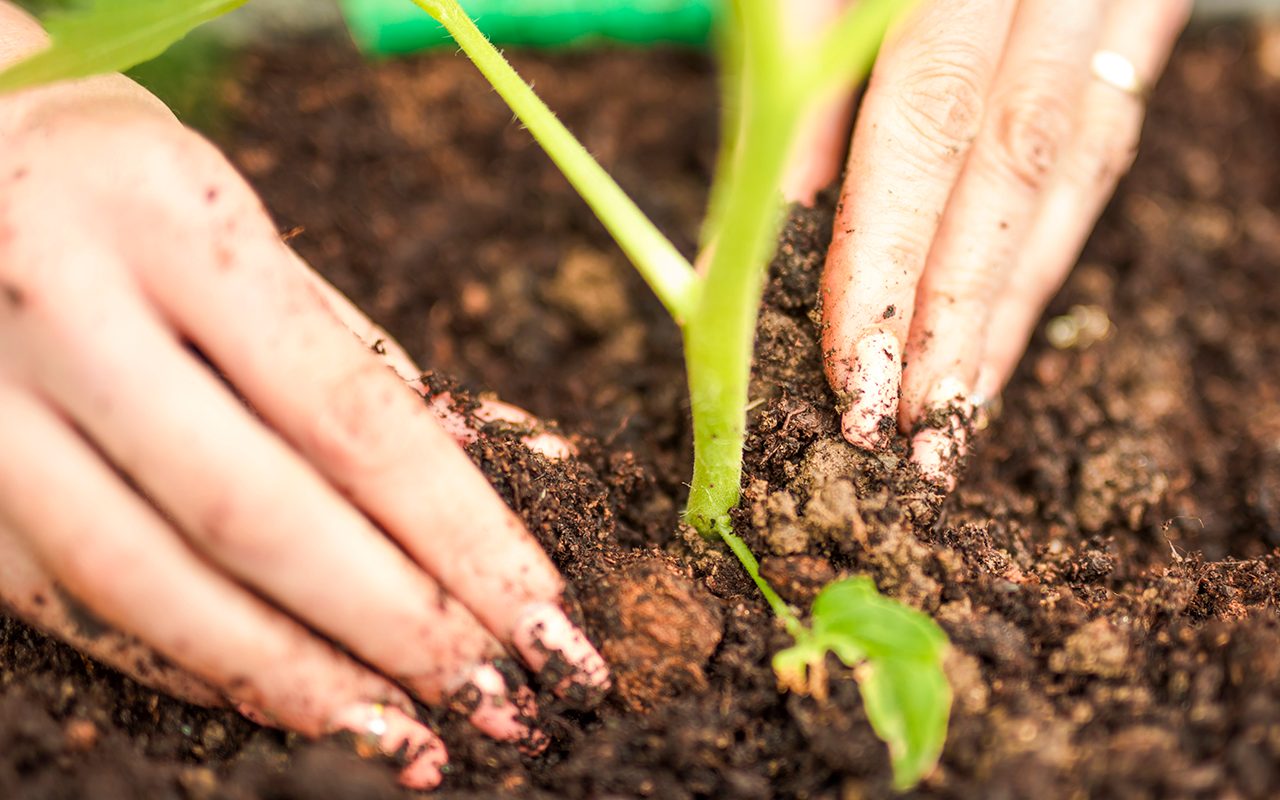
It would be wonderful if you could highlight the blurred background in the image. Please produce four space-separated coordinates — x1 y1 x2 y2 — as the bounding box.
11 0 1280 131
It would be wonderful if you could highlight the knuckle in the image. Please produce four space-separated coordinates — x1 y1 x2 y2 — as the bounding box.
890 56 987 160
83 119 266 238
308 363 416 475
988 88 1074 190
869 229 934 291
927 261 1006 310
1067 113 1141 190
1073 138 1137 190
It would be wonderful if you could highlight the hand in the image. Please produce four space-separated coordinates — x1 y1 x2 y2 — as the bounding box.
785 0 1190 488
0 23 605 790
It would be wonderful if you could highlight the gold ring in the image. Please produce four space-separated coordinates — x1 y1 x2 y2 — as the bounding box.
1090 50 1147 99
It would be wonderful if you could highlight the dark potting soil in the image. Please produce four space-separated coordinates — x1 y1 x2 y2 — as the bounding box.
4 21 1280 800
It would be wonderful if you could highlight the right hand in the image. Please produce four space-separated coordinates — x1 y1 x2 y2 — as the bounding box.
0 45 606 791
783 0 1188 489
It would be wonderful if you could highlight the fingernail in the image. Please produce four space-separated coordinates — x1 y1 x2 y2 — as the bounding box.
974 366 1001 403
840 331 900 450
523 432 576 461
911 377 975 490
451 663 549 756
970 392 993 432
512 602 611 709
235 702 276 728
328 703 448 790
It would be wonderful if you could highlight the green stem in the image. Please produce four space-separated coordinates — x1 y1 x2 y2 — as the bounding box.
681 102 795 536
799 0 912 99
410 0 699 322
681 0 910 546
681 1 800 537
717 521 802 635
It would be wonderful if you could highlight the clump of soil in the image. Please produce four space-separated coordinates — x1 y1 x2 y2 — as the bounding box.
4 21 1280 800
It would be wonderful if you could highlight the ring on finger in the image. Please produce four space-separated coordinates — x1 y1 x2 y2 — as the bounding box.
1090 50 1147 98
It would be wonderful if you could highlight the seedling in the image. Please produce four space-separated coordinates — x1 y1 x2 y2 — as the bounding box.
0 0 951 788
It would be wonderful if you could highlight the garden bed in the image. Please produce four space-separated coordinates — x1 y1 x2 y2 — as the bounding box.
4 21 1280 799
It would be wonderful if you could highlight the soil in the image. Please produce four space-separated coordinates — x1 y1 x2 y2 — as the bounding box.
4 20 1280 800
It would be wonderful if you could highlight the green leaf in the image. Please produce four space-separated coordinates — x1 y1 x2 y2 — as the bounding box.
859 655 951 791
0 0 247 95
812 576 949 661
773 577 952 791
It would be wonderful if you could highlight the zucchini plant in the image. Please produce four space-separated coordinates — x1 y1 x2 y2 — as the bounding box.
0 0 951 788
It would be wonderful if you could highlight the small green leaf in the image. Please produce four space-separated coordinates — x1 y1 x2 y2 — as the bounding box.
859 656 951 791
812 576 949 661
774 577 952 791
0 0 247 95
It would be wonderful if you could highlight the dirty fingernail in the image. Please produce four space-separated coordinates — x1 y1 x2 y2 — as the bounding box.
974 365 1002 402
235 702 276 728
522 432 575 461
451 663 549 756
512 602 611 709
911 428 961 490
328 703 449 790
910 377 974 490
840 331 900 450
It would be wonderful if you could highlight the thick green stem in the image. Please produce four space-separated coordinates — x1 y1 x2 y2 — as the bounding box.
682 0 909 541
410 0 699 322
682 0 802 537
681 97 796 535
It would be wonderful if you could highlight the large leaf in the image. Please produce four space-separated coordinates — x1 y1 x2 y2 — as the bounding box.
773 577 952 791
0 0 247 94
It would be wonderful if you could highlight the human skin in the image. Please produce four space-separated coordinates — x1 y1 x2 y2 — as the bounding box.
784 0 1192 488
0 2 605 788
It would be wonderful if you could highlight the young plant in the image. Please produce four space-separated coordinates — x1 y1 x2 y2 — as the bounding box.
0 0 951 788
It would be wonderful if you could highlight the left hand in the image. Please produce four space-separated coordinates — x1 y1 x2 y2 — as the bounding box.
785 0 1191 488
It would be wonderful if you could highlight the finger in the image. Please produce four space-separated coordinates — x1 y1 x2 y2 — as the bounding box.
18 257 546 751
0 385 448 789
899 0 1105 487
781 0 855 206
783 95 856 207
820 0 1018 449
124 153 609 704
975 0 1192 399
0 520 225 708
429 388 576 461
298 246 573 460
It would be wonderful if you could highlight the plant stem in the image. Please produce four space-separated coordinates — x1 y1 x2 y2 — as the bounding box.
717 520 802 635
409 0 699 322
681 97 796 535
682 0 909 540
800 0 912 97
681 0 799 537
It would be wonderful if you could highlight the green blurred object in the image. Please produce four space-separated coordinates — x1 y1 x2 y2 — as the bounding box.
338 0 721 55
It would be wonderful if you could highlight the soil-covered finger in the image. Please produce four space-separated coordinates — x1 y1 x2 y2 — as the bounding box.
819 0 1018 447
18 262 511 713
0 385 448 788
899 0 1105 482
0 520 226 708
129 214 608 702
